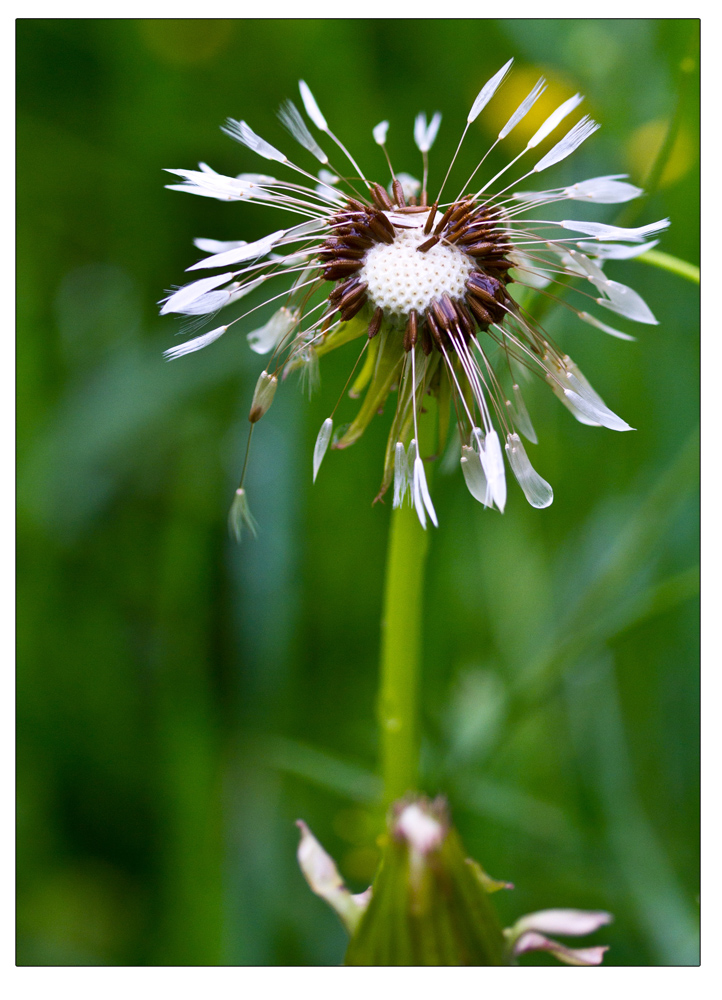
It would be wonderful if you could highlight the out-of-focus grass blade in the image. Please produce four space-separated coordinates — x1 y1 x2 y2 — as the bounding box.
565 655 699 965
512 427 699 712
259 735 381 803
457 777 581 848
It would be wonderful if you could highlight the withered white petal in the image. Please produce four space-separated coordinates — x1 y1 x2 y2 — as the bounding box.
296 820 368 934
513 931 608 966
318 168 339 185
165 183 235 201
545 357 633 430
234 172 278 184
515 908 613 938
171 291 228 316
165 166 254 201
552 387 601 426
424 111 442 150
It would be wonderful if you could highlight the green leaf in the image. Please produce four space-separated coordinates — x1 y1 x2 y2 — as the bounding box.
315 310 370 358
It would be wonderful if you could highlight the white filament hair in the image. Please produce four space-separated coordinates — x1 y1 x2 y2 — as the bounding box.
533 116 600 173
222 119 286 163
278 100 328 164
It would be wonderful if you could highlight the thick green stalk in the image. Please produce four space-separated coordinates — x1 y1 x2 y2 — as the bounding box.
377 500 429 806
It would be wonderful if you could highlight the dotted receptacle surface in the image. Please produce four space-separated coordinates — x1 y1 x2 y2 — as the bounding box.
361 220 474 319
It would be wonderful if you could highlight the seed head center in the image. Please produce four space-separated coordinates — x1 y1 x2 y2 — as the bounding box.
361 220 474 320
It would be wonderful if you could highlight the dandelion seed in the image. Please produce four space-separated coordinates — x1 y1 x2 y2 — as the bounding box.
248 370 278 423
313 418 333 482
373 121 389 146
393 441 409 508
414 111 442 153
162 66 666 528
247 306 298 354
163 324 228 360
228 488 257 542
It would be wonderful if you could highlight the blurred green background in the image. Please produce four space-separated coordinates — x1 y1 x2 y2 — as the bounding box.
17 19 699 966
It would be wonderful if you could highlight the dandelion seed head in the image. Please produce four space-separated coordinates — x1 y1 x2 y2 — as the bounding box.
161 65 667 533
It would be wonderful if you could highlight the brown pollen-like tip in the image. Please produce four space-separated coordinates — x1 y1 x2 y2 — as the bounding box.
466 296 493 328
367 307 383 339
403 309 418 352
433 204 455 236
338 280 368 312
367 214 395 245
340 294 367 322
323 259 363 281
392 178 406 207
370 182 393 210
423 201 438 234
416 234 440 253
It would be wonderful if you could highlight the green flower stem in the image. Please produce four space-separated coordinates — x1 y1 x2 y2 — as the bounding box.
637 250 700 285
378 499 429 806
